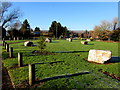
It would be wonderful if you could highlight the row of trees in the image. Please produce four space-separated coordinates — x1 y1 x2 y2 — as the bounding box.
92 17 119 41
80 17 119 41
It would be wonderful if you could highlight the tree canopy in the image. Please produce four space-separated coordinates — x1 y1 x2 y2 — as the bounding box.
49 21 69 38
20 19 31 37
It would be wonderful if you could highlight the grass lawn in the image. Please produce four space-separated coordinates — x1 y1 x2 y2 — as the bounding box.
2 39 120 88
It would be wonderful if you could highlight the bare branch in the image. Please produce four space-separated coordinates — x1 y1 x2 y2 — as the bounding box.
0 1 21 28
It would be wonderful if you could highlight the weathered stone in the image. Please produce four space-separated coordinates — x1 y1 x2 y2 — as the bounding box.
66 38 69 40
45 38 52 43
88 49 112 64
24 41 33 46
81 41 88 45
68 38 72 42
86 39 91 41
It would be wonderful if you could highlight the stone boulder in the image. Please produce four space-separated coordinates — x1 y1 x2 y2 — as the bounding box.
66 38 69 40
81 41 88 45
45 38 52 43
86 39 91 41
24 41 33 46
88 49 112 64
68 38 72 42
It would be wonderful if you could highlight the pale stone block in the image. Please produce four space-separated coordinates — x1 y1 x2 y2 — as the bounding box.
88 49 112 64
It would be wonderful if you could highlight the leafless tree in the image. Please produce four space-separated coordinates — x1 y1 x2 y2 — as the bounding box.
99 20 112 31
112 17 118 30
0 1 21 28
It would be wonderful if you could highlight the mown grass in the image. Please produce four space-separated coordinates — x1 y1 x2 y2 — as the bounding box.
2 39 120 88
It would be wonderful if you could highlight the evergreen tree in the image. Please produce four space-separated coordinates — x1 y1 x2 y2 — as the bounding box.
20 19 30 37
34 27 40 31
49 21 69 38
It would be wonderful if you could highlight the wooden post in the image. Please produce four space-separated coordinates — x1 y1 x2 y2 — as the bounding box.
14 37 16 40
6 44 9 52
9 37 11 41
4 42 7 49
18 53 23 67
17 37 19 40
2 41 5 46
29 64 35 86
3 38 4 41
9 47 13 58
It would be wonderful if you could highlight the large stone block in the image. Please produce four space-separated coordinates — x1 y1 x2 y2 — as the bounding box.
88 49 112 64
24 41 33 46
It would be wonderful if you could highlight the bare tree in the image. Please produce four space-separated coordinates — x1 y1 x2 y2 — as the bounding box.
0 2 21 28
112 17 118 30
99 20 112 31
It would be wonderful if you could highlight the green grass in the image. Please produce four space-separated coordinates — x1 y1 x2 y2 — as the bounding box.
2 39 120 88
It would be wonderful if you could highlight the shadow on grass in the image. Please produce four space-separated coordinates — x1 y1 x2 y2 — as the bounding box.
36 71 91 83
22 61 64 67
52 41 59 43
86 44 94 45
53 51 89 53
105 57 120 63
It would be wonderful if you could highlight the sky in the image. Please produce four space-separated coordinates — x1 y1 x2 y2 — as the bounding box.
11 2 118 30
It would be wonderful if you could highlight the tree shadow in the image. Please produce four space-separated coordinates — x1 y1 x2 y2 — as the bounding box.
36 71 91 83
105 57 120 63
53 51 89 53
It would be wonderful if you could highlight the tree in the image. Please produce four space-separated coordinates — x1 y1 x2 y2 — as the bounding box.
112 17 118 30
34 27 40 31
111 28 120 41
49 21 69 38
0 2 21 38
0 2 21 28
20 19 31 37
7 28 20 37
37 36 46 52
93 20 113 40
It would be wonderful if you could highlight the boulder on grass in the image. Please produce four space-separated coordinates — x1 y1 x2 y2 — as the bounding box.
68 38 72 42
24 41 33 46
86 39 91 41
66 38 69 40
81 41 88 45
45 38 52 43
88 49 112 64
